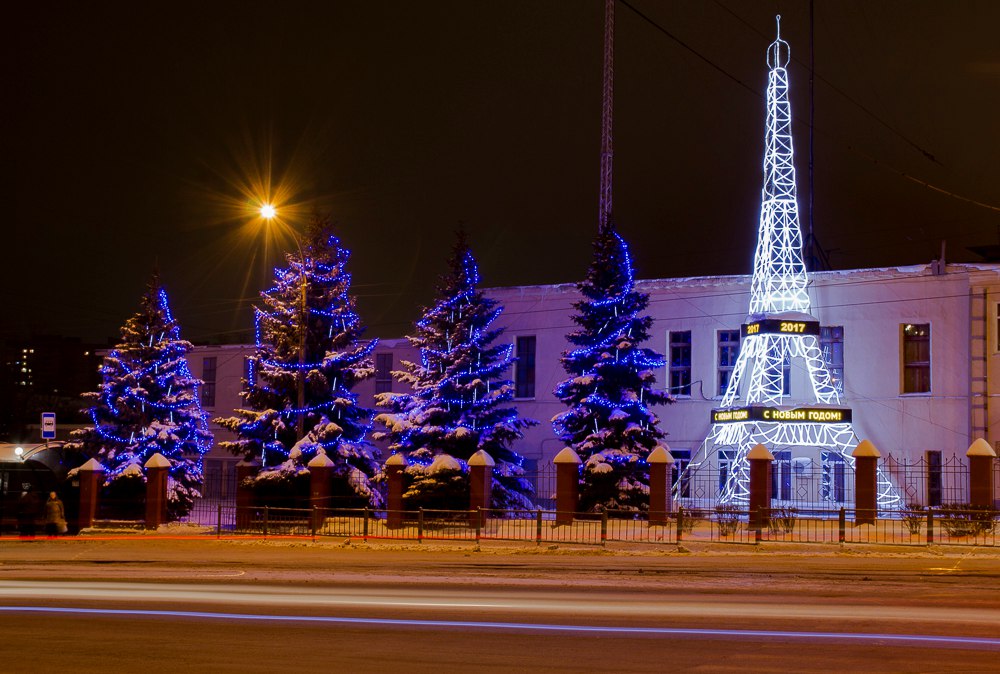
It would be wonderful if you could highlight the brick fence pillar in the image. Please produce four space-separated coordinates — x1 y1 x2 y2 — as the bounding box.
852 439 881 525
468 450 494 520
967 438 997 508
385 453 408 529
647 445 675 525
235 460 258 531
747 444 774 521
77 458 104 529
144 453 170 530
553 447 581 525
308 452 334 532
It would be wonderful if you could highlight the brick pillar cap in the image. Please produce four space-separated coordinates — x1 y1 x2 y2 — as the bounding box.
144 452 171 469
78 458 105 472
967 438 997 457
307 452 335 468
468 449 495 467
648 445 675 464
429 454 462 472
553 447 582 464
852 439 881 458
384 453 409 468
747 444 774 461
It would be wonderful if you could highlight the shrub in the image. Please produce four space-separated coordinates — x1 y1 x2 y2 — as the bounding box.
767 507 798 535
714 504 742 536
901 504 925 535
937 503 998 537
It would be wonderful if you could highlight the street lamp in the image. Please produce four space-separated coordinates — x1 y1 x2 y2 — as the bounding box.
259 203 309 440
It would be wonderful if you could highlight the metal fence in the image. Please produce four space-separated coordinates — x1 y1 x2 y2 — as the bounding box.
676 454 989 510
676 456 857 511
882 454 970 507
171 504 996 548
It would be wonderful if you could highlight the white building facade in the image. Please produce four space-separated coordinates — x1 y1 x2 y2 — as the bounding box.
490 262 1000 505
187 261 1000 506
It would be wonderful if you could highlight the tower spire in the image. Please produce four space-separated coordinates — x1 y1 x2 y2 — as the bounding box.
598 0 615 231
749 15 810 316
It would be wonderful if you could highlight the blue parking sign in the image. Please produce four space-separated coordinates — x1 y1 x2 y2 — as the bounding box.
41 412 56 440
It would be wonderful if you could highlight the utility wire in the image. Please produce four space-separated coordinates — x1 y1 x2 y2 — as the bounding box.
619 0 1000 215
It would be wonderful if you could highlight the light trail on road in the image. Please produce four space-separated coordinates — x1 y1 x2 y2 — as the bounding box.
2 580 999 626
4 605 1000 650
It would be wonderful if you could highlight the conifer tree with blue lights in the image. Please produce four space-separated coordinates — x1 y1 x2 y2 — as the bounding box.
553 224 672 512
68 274 212 520
374 231 536 509
217 215 380 506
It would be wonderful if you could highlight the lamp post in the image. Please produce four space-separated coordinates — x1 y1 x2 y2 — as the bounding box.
260 204 308 440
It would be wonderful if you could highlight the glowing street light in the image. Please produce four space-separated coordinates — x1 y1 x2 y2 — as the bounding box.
260 203 277 220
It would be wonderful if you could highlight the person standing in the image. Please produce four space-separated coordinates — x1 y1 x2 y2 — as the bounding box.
44 491 66 537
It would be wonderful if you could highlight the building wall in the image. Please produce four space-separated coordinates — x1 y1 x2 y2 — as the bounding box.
485 263 1000 468
187 263 1000 490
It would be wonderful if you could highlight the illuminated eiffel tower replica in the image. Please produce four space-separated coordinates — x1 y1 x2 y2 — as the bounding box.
689 18 900 509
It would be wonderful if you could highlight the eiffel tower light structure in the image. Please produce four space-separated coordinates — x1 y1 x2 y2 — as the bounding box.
689 17 901 509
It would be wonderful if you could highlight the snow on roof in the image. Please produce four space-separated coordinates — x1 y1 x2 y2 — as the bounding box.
483 262 1000 297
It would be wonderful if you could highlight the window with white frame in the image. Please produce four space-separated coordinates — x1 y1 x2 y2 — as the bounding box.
668 331 692 396
375 353 393 394
514 336 536 399
901 323 930 393
820 326 845 394
717 330 741 396
671 448 691 498
201 356 217 407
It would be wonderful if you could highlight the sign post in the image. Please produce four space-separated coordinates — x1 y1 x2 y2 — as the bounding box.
41 412 56 442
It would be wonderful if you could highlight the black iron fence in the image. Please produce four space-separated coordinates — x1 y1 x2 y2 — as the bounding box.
676 453 989 510
168 503 998 548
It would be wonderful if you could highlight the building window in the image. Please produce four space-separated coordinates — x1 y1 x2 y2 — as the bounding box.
782 355 791 396
771 450 791 501
201 356 217 408
375 353 393 394
718 449 734 494
669 331 692 396
717 330 741 396
822 451 847 503
820 326 845 394
671 449 691 498
902 323 930 393
515 336 536 399
926 450 942 507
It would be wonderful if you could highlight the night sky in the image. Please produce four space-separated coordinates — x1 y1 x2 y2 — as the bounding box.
10 1 1000 344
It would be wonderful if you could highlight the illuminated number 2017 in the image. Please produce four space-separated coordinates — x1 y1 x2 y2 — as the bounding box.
780 322 805 333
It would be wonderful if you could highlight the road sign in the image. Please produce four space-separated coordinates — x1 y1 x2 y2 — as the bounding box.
41 412 56 440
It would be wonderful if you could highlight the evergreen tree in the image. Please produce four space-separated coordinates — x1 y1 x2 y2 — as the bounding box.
374 231 536 509
217 215 380 506
553 224 672 512
68 275 212 519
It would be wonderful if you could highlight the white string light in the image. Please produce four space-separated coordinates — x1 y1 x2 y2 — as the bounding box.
683 18 902 510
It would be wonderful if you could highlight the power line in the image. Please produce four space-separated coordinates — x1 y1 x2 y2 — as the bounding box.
620 0 1000 215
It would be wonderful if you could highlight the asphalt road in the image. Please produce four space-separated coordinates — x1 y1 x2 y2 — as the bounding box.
1 539 999 672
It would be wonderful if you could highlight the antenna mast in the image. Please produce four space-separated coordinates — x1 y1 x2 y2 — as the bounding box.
598 0 615 231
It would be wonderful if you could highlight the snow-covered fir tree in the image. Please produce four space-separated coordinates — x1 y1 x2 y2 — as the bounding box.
68 275 212 520
374 231 537 510
553 224 672 512
217 215 380 506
